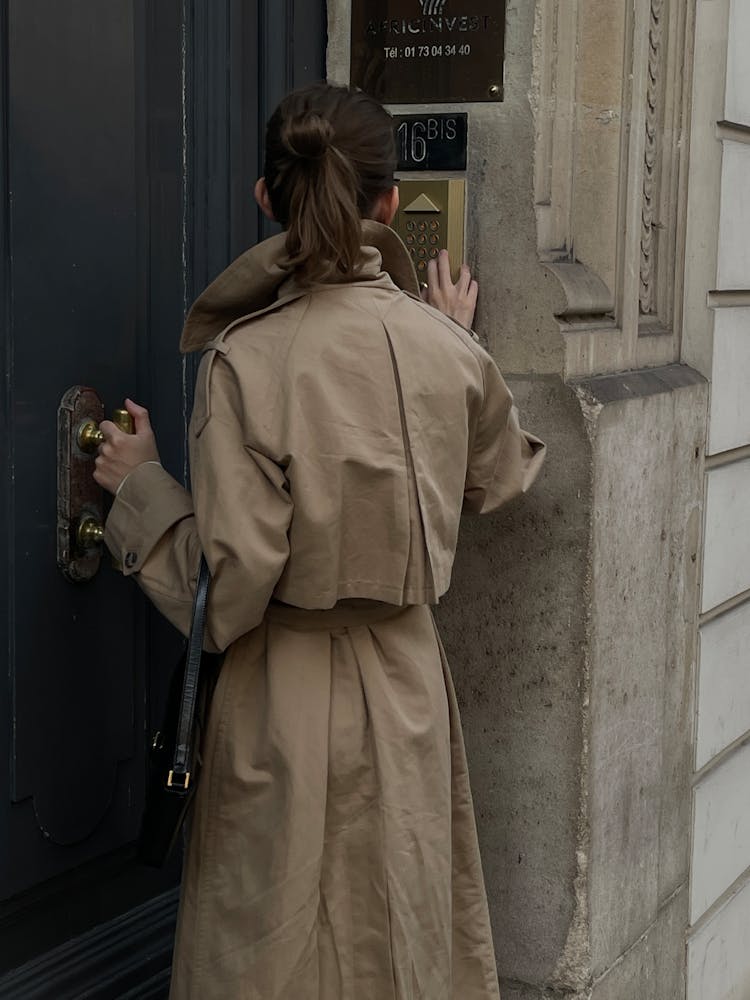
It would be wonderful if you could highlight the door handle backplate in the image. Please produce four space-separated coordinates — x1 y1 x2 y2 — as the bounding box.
57 386 105 582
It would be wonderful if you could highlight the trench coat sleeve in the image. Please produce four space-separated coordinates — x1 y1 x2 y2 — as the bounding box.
462 353 546 515
104 351 293 652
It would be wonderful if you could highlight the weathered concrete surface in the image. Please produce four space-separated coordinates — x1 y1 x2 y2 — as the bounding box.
441 370 704 998
465 105 565 373
578 367 705 984
501 985 580 1000
462 0 565 373
590 886 688 1000
437 375 591 986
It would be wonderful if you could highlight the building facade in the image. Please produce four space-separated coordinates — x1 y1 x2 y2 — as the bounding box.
0 1 747 997
684 1 750 996
334 0 749 996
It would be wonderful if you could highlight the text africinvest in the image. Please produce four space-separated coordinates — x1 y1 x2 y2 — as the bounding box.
366 15 495 36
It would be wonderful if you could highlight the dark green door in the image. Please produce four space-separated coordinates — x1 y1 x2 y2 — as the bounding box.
0 3 325 995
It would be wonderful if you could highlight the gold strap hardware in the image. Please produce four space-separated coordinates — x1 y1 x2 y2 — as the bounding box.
167 769 191 790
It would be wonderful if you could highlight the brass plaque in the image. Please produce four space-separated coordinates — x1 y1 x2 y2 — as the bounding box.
351 0 505 104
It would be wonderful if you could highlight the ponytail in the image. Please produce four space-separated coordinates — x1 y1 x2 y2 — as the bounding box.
264 86 397 285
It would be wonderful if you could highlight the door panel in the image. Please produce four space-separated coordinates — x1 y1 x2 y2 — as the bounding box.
7 0 144 886
0 0 325 983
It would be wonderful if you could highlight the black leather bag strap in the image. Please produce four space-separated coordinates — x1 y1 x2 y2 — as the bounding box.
168 555 211 793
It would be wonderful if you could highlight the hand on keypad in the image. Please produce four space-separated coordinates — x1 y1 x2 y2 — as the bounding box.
422 249 478 330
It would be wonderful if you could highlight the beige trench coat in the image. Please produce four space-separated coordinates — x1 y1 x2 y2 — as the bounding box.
105 221 545 999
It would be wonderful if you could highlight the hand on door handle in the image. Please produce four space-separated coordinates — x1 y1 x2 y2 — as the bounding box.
58 391 153 580
92 400 160 496
77 409 135 453
58 391 137 581
74 408 135 555
75 407 136 554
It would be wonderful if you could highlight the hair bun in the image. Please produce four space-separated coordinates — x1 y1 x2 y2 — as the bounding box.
281 113 335 160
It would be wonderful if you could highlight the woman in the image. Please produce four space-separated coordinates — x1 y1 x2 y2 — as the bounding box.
95 84 545 1000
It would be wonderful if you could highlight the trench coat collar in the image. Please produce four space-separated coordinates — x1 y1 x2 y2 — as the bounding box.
179 220 420 353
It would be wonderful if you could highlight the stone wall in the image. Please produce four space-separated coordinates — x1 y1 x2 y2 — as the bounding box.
439 375 591 989
328 2 706 995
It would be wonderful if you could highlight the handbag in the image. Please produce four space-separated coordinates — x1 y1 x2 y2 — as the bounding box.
137 555 221 867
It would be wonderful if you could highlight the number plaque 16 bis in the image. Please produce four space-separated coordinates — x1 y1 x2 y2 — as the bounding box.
393 113 468 171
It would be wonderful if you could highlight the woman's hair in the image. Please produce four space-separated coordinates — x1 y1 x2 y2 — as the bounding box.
264 84 397 285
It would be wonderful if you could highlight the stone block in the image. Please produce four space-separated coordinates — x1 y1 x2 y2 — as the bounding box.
691 742 750 921
702 458 750 612
576 367 705 974
708 307 750 455
726 0 750 128
717 142 750 290
591 886 688 1000
696 603 750 768
688 876 750 1000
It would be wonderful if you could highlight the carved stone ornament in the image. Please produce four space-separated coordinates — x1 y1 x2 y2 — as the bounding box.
640 0 664 316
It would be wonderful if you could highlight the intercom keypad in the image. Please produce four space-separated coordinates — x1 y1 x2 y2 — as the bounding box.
391 179 465 282
405 219 443 272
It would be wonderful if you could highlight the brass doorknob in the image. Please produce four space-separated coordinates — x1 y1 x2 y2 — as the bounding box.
77 408 134 453
112 409 135 434
77 420 105 452
77 515 105 549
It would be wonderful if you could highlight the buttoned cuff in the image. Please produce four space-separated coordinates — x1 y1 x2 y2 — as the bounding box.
104 462 194 576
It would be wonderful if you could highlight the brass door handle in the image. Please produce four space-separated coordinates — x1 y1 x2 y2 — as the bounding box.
77 514 105 549
58 389 135 582
77 421 104 452
77 409 135 453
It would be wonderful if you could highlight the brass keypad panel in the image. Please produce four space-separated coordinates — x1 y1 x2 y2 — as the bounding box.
392 179 465 282
404 219 443 273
